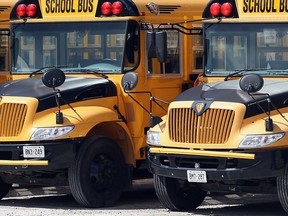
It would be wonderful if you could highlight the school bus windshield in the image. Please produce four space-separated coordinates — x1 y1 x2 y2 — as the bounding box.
11 20 139 75
205 22 288 76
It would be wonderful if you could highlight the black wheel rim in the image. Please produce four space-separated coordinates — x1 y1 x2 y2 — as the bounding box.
89 153 116 192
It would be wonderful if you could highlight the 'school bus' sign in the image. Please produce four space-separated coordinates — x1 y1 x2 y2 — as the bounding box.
44 0 95 15
242 0 288 13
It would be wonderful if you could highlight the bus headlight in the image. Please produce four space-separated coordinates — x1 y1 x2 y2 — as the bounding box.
147 130 160 146
30 126 75 140
239 133 285 148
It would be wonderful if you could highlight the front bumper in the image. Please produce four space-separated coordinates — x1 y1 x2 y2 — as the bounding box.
0 139 82 171
147 146 288 181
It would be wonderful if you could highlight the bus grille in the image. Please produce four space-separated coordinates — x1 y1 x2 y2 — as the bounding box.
0 103 27 137
169 108 235 144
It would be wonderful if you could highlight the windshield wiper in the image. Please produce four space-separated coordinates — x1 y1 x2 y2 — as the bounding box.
29 65 68 78
224 68 270 81
65 69 108 79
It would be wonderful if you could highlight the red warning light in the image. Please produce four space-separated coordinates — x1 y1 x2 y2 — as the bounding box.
26 4 37 17
210 3 221 17
101 2 112 15
112 1 123 15
16 4 27 18
221 2 233 17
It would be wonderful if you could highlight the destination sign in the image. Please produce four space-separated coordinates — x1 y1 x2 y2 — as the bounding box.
242 0 288 13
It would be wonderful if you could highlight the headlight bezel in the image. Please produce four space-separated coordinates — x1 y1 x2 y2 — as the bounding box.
239 132 285 149
30 125 75 141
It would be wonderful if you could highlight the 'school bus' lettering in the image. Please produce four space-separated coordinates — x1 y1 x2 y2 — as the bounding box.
243 0 288 13
45 0 94 14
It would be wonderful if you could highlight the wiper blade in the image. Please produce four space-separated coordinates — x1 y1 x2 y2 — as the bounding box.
65 69 108 78
224 68 270 81
29 65 68 78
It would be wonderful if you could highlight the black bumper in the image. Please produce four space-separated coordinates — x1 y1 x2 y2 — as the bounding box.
147 147 288 181
0 139 82 171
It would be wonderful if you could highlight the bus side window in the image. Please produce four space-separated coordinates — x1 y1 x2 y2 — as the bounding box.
147 30 180 75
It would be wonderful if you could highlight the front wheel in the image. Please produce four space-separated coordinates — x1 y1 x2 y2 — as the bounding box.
0 177 12 200
277 164 288 214
68 136 128 208
154 174 206 211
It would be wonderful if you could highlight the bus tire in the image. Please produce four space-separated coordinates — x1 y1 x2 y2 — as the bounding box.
68 136 127 208
277 164 288 214
154 174 206 211
0 177 12 200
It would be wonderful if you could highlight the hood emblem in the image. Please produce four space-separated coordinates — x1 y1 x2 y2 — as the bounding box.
193 102 207 116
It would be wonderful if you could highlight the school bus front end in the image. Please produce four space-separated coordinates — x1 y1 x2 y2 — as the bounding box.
147 0 288 213
0 0 211 209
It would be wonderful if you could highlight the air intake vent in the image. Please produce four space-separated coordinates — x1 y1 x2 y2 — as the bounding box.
0 103 27 137
169 108 235 144
0 6 10 14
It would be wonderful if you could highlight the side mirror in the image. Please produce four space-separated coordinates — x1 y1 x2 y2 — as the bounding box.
42 68 66 124
121 72 138 91
239 74 264 93
155 31 167 63
42 68 66 88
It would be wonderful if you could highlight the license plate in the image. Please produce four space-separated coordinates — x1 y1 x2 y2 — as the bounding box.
187 170 207 183
23 146 45 158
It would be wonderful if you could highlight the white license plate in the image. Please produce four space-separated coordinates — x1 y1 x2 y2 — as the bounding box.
187 170 207 183
23 146 45 158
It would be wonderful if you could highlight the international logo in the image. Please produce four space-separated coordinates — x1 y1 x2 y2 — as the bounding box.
193 102 207 116
146 2 160 16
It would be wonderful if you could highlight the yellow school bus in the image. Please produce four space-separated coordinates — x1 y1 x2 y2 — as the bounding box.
147 0 288 213
0 0 209 208
0 0 17 82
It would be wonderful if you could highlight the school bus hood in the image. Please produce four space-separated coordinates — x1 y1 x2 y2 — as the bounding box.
0 76 117 112
173 79 288 118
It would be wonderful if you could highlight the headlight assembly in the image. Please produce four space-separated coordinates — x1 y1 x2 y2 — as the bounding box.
147 130 161 146
239 133 285 148
30 126 75 141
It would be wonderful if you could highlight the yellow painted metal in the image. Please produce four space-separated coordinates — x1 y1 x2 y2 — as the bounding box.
0 160 48 166
149 147 255 160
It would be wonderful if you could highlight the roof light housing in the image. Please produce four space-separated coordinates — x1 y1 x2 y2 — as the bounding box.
96 0 139 17
11 0 43 19
202 0 238 19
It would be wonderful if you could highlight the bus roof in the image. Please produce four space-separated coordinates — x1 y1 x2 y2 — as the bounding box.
10 0 209 24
